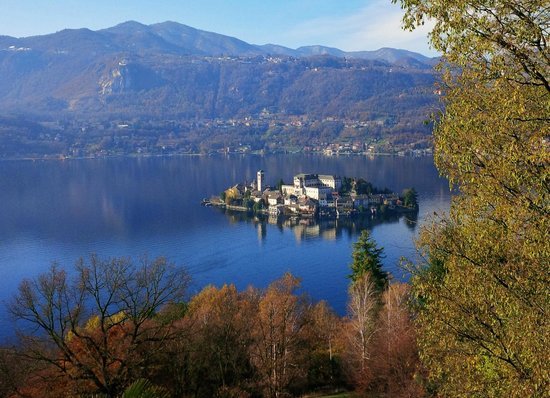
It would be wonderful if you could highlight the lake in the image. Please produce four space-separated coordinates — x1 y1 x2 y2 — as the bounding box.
0 154 451 338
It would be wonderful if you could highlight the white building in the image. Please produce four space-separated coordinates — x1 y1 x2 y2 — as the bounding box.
304 186 332 202
280 173 340 207
281 184 300 196
318 175 342 191
293 173 319 188
266 191 282 206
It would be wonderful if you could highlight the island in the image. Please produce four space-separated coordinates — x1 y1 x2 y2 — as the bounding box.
204 170 418 219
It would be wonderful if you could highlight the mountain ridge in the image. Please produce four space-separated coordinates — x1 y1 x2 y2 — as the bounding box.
1 20 437 62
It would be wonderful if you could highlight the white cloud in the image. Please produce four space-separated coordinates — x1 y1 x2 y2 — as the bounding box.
282 1 437 56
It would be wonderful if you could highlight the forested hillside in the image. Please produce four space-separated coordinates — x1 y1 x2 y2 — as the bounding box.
0 21 438 158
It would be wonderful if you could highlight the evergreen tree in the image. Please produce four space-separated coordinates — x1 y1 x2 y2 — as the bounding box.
349 230 388 292
402 188 418 209
121 379 169 398
276 178 285 192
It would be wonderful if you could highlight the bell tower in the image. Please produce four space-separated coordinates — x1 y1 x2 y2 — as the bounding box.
257 170 265 192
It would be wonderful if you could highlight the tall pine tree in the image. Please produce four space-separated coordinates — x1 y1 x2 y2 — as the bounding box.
349 230 388 293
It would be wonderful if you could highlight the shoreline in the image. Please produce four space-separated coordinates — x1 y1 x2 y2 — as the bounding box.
0 151 434 163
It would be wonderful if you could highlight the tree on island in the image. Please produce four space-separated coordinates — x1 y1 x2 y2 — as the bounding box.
340 177 354 194
276 178 285 192
253 198 266 212
355 178 374 195
402 188 418 209
396 0 549 395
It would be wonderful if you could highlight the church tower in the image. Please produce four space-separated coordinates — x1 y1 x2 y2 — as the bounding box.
257 170 265 192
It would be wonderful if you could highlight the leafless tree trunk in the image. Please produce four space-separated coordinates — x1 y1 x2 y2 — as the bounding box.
347 273 378 372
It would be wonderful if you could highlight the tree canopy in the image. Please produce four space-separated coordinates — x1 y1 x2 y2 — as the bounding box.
3 263 424 397
395 0 549 396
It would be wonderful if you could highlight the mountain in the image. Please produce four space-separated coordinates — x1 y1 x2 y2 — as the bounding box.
149 21 264 56
0 21 439 158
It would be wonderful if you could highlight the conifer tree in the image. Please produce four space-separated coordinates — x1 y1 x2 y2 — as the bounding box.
349 230 388 292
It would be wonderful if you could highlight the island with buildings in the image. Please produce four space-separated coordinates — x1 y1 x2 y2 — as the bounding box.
205 170 418 220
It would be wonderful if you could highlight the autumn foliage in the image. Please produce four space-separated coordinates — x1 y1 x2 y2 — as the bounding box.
394 0 549 396
0 252 425 398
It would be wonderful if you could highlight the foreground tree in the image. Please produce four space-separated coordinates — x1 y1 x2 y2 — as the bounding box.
182 284 255 397
0 347 48 398
344 273 379 385
395 0 549 396
9 255 190 397
349 230 388 292
121 379 170 398
367 283 424 397
250 273 309 398
305 300 346 390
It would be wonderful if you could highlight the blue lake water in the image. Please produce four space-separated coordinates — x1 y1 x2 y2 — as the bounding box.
0 154 451 338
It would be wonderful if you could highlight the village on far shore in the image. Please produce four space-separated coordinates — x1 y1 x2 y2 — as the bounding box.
204 170 419 219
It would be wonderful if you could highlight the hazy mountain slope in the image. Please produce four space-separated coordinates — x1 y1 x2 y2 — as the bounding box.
149 21 264 55
0 21 439 157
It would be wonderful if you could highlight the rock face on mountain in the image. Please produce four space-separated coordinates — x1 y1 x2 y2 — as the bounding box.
0 21 439 157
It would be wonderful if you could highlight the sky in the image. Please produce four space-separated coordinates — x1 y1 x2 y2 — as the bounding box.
0 0 437 56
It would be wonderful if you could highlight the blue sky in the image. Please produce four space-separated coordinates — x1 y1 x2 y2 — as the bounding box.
0 0 436 55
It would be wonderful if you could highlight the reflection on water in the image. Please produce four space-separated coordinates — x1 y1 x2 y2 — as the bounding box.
0 154 445 242
221 208 415 244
